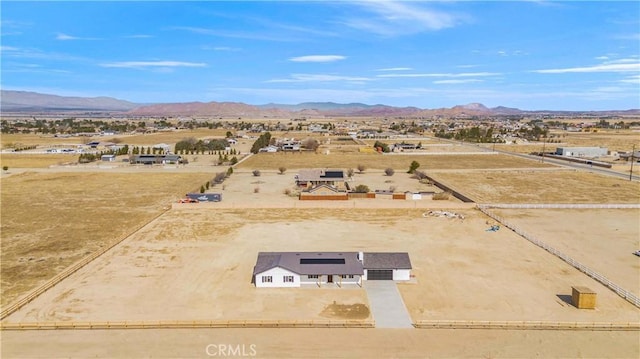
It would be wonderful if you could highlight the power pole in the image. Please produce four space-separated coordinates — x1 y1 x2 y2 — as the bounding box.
630 144 636 181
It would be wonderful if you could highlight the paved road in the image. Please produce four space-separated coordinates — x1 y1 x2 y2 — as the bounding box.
364 281 413 329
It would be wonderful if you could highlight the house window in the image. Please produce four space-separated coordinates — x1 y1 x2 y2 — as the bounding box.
307 275 319 279
283 276 294 283
261 276 272 283
341 275 355 279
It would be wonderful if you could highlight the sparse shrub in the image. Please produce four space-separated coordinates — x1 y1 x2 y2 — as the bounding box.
254 186 260 193
347 168 355 177
384 168 395 176
389 185 397 192
278 166 286 175
357 164 366 173
230 156 238 165
252 169 261 177
205 181 210 189
226 167 233 176
301 138 319 151
213 172 226 184
408 160 420 174
200 185 205 193
354 184 370 193
2 166 8 171
433 191 451 200
284 188 292 196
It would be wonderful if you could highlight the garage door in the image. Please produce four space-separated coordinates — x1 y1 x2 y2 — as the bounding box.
367 270 393 280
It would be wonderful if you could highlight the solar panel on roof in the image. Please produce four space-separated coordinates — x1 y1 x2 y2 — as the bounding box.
300 258 345 265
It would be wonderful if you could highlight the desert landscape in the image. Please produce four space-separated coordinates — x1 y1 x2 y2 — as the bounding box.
1 119 639 358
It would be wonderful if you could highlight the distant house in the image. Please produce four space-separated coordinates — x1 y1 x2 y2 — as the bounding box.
130 154 183 165
101 154 116 162
258 145 279 153
252 251 412 288
153 143 172 153
295 169 346 190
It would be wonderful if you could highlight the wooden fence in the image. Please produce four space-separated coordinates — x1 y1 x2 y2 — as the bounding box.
0 319 375 330
414 320 640 331
0 208 171 320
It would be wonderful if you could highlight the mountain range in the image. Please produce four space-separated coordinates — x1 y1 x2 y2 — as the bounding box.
1 90 638 117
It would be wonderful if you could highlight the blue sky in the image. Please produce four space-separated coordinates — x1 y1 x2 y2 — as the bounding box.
1 1 639 110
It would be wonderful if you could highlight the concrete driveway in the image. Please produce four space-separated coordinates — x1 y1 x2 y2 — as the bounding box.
364 281 413 328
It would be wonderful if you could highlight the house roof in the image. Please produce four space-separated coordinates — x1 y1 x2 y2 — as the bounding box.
306 184 343 194
296 169 345 182
253 252 364 276
363 252 412 269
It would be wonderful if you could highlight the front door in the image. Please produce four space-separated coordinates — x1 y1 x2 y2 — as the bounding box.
327 275 333 283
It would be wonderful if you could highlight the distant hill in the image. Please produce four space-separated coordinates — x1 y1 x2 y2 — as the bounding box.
2 90 638 117
1 90 139 112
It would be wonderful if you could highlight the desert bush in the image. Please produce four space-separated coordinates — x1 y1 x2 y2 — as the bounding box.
2 166 8 171
200 185 205 193
433 191 451 200
213 172 226 184
389 185 397 192
301 138 320 151
353 184 370 193
357 164 366 173
230 156 238 165
384 168 395 176
278 166 286 174
408 160 420 173
347 168 355 177
226 167 233 176
254 186 260 193
252 169 261 177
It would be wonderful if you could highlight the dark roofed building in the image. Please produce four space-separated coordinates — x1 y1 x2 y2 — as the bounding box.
253 251 411 287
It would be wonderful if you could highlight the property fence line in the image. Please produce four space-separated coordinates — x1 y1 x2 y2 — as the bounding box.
0 209 172 321
0 319 375 331
383 152 498 156
480 203 640 209
413 320 640 331
477 206 640 309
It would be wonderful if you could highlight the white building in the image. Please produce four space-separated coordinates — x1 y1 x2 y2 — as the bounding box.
253 251 411 288
555 147 608 157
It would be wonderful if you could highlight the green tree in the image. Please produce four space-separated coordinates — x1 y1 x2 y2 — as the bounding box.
230 156 238 165
408 161 420 174
373 141 390 153
200 185 206 193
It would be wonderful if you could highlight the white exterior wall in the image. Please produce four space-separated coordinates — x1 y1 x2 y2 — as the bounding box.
392 269 411 281
255 267 300 288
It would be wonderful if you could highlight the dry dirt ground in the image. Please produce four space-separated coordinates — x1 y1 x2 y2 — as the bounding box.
0 171 215 306
6 207 639 325
431 169 640 204
489 208 640 297
2 328 639 358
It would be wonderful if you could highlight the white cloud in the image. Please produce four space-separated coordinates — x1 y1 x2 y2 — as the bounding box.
376 67 413 71
100 61 207 69
266 73 372 83
378 72 499 78
56 33 100 41
619 75 640 84
288 55 346 63
343 1 466 36
433 79 482 84
534 63 640 73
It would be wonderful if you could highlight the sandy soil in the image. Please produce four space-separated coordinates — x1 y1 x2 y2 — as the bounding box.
431 169 640 204
6 209 638 325
490 208 640 297
2 328 639 358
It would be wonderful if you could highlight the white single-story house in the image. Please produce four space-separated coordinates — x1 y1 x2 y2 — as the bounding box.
101 154 116 162
253 251 411 288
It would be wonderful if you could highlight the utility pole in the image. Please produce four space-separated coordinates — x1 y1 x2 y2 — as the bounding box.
541 136 546 163
630 144 636 181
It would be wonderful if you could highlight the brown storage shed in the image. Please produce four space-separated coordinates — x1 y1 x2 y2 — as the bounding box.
571 286 597 309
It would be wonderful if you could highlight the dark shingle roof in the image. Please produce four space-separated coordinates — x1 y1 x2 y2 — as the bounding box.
253 252 364 276
363 252 412 269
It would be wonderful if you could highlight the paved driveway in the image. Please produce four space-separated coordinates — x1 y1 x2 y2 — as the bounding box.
364 281 413 328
